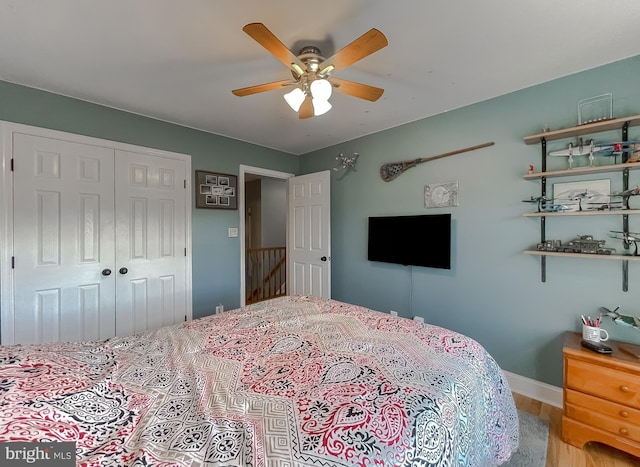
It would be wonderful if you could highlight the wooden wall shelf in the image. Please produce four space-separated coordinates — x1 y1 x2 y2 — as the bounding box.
523 114 640 290
524 250 640 261
523 209 640 217
523 162 640 180
524 115 640 145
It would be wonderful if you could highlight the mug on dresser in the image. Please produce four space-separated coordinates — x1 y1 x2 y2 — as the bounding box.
582 324 609 343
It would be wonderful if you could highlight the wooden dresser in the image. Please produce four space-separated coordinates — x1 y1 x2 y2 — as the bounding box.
563 331 640 457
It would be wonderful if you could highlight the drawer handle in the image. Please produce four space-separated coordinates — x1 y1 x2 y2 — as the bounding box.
620 428 629 436
620 410 630 418
620 385 630 393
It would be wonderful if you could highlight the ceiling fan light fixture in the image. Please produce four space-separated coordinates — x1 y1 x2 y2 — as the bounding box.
310 78 332 101
312 98 332 116
284 87 306 112
319 64 335 76
234 23 388 118
291 63 304 76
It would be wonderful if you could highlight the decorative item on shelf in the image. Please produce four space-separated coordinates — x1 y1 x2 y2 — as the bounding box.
195 170 238 210
584 200 623 211
379 142 494 182
552 179 610 211
333 153 359 173
535 235 615 255
523 195 572 213
609 230 640 256
608 186 640 209
548 139 609 169
425 181 459 208
628 144 640 163
578 93 613 125
598 141 640 164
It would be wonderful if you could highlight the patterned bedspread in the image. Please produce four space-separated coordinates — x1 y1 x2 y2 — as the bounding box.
0 295 518 466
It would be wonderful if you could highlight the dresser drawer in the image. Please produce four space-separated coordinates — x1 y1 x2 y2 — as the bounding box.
566 388 640 424
566 357 640 407
565 400 640 443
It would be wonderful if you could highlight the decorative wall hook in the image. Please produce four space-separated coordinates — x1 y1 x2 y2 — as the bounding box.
333 153 359 173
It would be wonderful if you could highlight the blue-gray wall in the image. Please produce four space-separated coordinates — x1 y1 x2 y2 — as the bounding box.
0 80 299 319
300 55 640 387
2 56 640 388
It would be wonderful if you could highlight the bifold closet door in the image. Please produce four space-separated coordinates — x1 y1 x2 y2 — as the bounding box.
12 134 117 344
10 135 189 345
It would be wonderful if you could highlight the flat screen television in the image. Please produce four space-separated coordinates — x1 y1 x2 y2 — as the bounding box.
367 214 451 269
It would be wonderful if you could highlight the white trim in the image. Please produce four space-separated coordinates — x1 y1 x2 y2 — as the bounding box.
0 120 193 344
504 370 563 408
0 124 15 344
239 165 294 307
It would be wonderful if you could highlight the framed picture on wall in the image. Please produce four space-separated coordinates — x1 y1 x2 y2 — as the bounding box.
552 179 610 212
195 170 238 209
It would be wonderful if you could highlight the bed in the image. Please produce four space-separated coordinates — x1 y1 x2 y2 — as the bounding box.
0 295 518 466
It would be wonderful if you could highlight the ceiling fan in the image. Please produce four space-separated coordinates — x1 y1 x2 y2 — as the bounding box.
232 23 388 119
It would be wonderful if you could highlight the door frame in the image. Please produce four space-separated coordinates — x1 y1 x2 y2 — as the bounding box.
239 165 293 307
0 121 193 344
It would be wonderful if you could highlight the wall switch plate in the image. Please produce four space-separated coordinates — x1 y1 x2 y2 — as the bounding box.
228 227 238 238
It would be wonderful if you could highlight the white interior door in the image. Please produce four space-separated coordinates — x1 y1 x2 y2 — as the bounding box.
12 134 116 344
5 128 191 345
114 150 188 336
288 170 331 298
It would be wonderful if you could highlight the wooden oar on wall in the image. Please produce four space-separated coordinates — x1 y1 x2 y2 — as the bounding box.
379 141 495 182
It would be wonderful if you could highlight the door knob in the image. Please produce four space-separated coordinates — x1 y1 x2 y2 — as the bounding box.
321 256 327 262
101 268 112 276
119 267 128 275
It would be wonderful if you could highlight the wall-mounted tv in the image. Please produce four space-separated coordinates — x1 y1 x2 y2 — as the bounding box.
368 214 451 269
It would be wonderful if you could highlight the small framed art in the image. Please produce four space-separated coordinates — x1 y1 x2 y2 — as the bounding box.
195 170 238 210
425 181 459 208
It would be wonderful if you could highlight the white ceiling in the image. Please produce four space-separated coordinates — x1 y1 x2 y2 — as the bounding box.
1 1 639 155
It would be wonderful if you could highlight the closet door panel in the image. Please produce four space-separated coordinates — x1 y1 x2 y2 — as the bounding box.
12 134 116 344
114 150 187 336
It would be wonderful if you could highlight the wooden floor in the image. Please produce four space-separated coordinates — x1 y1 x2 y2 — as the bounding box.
513 392 640 466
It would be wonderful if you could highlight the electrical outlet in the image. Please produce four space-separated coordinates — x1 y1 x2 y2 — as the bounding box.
413 316 424 324
390 310 398 317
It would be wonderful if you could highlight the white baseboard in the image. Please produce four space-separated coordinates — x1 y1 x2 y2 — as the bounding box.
504 371 563 408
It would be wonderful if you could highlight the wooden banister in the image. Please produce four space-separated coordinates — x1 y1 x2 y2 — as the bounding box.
246 247 286 304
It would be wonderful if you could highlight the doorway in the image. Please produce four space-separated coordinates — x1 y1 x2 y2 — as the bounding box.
239 166 293 306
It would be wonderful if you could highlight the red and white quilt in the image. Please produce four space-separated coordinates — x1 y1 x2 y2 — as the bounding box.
0 295 518 466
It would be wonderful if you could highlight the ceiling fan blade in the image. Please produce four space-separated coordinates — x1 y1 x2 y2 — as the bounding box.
242 23 305 72
232 79 295 97
330 77 384 102
299 96 313 119
320 28 388 73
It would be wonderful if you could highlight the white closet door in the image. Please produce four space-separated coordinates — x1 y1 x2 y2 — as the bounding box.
114 150 188 336
12 134 116 344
